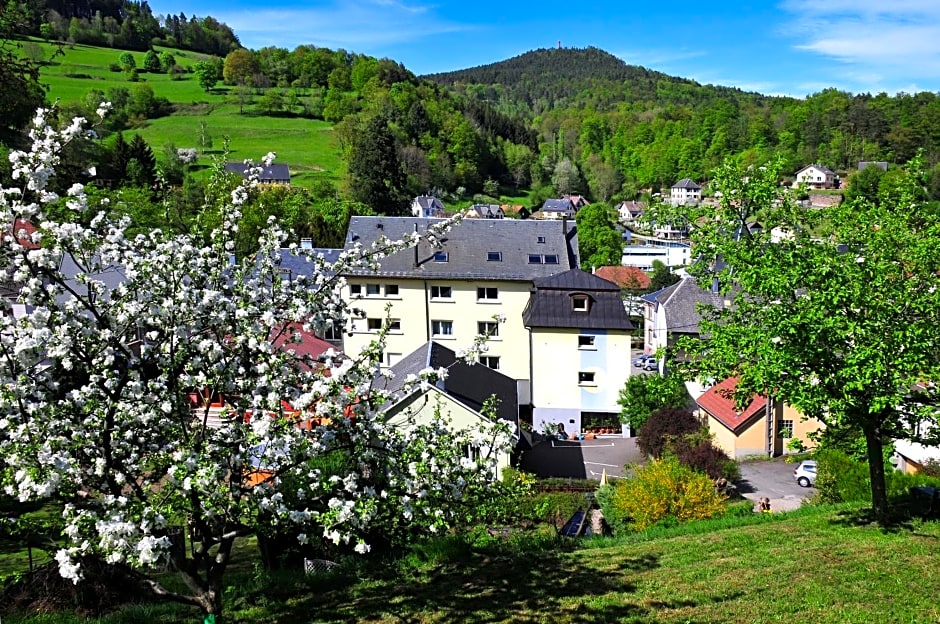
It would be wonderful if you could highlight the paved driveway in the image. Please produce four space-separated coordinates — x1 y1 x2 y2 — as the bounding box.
519 436 644 480
737 458 814 511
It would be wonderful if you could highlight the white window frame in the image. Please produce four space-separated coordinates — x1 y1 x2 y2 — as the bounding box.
431 320 454 337
478 321 499 337
365 283 381 297
430 285 453 300
578 371 596 386
578 335 596 349
480 355 500 370
477 287 499 302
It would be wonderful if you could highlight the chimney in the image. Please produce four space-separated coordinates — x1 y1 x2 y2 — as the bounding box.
562 214 568 236
413 223 419 268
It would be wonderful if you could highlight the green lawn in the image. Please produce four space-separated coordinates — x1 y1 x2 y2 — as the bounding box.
15 38 345 189
4 502 939 623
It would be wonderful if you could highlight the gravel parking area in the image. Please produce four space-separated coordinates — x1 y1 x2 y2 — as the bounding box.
737 458 814 512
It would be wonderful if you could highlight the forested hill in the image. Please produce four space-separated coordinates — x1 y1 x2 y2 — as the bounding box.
423 46 782 115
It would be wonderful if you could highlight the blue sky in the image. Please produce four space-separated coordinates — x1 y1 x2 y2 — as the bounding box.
148 0 940 98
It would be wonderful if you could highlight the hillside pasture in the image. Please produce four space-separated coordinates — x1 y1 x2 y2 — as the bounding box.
17 39 344 188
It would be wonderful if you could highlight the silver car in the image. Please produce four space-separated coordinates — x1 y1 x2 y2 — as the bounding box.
793 460 817 487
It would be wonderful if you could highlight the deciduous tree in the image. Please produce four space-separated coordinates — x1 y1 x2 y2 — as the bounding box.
0 108 513 620
677 155 940 521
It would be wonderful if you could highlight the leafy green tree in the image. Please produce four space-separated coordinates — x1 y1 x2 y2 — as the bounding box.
347 114 408 215
677 155 940 522
843 164 885 205
552 157 581 195
618 373 691 432
223 48 258 86
160 51 176 73
648 260 680 292
194 59 221 92
126 133 157 187
118 51 136 72
0 6 47 146
574 202 622 269
142 49 161 73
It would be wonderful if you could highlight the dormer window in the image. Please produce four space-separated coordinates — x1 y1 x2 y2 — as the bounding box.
433 251 448 262
571 293 590 312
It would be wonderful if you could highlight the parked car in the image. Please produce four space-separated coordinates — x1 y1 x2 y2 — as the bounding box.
793 460 817 487
633 354 655 367
641 358 659 371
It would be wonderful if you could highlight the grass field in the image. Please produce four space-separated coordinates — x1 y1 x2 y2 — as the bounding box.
19 38 346 188
4 502 939 623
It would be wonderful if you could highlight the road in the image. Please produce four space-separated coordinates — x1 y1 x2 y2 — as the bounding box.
737 458 813 512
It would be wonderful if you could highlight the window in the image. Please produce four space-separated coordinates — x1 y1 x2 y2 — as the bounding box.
321 322 341 341
578 335 595 348
366 283 381 296
477 287 499 301
430 285 452 299
528 254 542 264
572 295 589 311
385 352 402 367
478 321 499 337
384 284 399 296
431 320 453 336
578 371 596 385
368 318 400 332
544 254 559 264
537 236 546 243
433 251 449 262
480 356 500 369
487 251 502 262
779 420 794 438
350 284 362 296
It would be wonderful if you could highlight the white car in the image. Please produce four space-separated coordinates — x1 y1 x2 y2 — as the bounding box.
793 460 817 487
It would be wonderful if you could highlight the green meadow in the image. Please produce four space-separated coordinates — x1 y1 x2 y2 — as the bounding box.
21 39 345 188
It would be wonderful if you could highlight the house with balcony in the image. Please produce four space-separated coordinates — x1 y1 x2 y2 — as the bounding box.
534 198 577 220
340 216 579 389
523 269 633 436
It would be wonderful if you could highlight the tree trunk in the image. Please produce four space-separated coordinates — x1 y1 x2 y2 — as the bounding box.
862 421 889 523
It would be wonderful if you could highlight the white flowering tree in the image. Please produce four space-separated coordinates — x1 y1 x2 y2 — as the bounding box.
0 108 514 619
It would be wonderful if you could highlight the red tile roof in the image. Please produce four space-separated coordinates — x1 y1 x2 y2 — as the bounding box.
594 265 651 290
696 377 767 432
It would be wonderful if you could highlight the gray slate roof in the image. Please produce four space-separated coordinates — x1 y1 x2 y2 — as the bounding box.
645 277 723 335
672 178 701 190
468 204 504 218
377 341 519 425
224 162 291 182
343 216 578 280
539 198 576 213
522 269 634 330
276 248 343 279
797 163 835 175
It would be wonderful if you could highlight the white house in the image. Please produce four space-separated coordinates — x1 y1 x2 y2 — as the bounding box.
523 269 633 436
411 195 446 218
793 164 836 190
670 178 702 206
616 200 645 226
641 277 724 370
621 232 691 270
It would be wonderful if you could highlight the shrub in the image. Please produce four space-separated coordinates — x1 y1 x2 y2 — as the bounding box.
636 407 701 458
814 449 940 505
676 440 740 481
605 457 727 531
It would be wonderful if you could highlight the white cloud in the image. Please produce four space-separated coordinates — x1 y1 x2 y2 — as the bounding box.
213 1 467 51
780 0 940 90
614 48 707 68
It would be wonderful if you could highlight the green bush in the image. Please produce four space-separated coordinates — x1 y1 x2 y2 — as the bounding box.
814 449 940 504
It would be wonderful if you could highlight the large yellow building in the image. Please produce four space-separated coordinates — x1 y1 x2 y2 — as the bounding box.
340 216 580 387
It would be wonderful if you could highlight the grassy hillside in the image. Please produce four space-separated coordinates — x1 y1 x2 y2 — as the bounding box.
4 502 938 622
26 39 344 188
